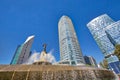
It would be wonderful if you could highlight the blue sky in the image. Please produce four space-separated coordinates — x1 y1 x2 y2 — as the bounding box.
0 0 120 64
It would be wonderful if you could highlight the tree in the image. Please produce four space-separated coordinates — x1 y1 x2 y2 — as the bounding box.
99 59 108 69
114 44 120 60
102 59 108 69
99 62 104 68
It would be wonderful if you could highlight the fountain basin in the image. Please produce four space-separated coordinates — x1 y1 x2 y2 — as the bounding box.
33 61 52 65
0 65 115 80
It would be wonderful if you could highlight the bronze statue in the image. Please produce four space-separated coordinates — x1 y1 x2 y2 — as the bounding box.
43 44 47 52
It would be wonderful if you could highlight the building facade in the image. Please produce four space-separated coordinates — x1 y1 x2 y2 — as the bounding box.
87 14 120 74
105 20 120 45
84 56 98 67
11 35 34 64
58 15 85 65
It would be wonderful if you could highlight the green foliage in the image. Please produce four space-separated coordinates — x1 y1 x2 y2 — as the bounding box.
99 62 103 67
103 59 108 69
114 44 120 60
99 59 108 69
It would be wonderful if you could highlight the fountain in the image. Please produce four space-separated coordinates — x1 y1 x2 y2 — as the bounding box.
33 44 52 65
0 44 116 80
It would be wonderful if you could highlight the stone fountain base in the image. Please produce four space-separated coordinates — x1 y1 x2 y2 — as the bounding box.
0 65 115 80
33 61 52 65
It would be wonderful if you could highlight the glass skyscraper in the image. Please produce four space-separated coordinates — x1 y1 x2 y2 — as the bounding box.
58 15 85 65
11 35 34 64
106 20 120 45
87 14 120 74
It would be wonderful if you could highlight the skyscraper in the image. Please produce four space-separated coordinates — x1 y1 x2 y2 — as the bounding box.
84 56 98 67
87 14 120 74
58 15 85 65
11 35 34 64
105 20 120 45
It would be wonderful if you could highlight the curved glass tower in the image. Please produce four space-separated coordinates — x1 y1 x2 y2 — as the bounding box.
58 15 85 65
106 20 120 45
87 14 118 63
87 14 120 74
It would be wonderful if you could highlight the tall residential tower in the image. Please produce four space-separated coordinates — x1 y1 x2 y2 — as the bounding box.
11 35 34 64
58 15 85 65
